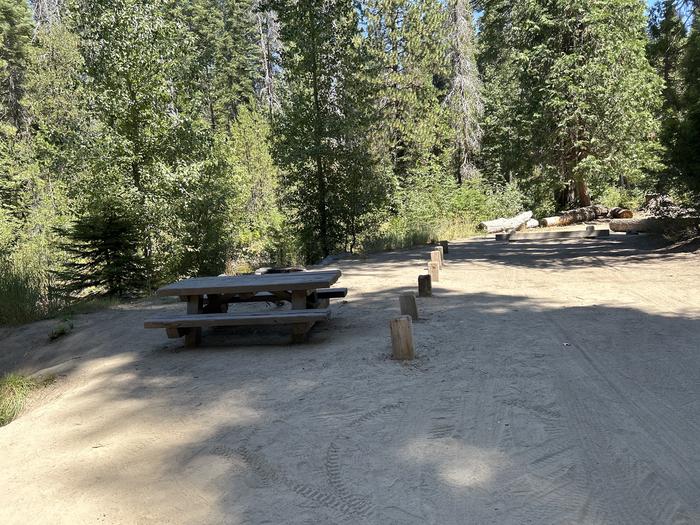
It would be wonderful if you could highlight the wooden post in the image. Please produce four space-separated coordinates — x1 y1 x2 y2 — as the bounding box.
439 240 448 255
428 261 440 282
431 250 442 269
291 289 310 343
418 274 432 297
390 316 415 360
436 245 444 265
399 292 418 320
185 295 204 347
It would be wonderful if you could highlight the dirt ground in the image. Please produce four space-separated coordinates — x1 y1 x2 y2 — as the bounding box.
1 232 699 524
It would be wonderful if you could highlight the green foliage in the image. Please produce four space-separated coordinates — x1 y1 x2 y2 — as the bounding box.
674 11 700 199
597 186 645 210
0 373 54 426
480 0 664 206
57 200 148 298
0 0 33 127
0 373 36 426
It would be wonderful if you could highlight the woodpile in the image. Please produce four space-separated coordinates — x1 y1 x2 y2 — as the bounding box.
478 211 533 233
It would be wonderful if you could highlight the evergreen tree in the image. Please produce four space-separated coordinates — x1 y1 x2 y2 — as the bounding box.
364 0 453 189
480 0 663 206
0 0 33 129
647 0 687 189
675 9 700 195
272 0 384 261
57 200 148 298
177 0 261 131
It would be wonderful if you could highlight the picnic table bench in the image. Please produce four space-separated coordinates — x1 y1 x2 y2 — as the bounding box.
144 269 345 346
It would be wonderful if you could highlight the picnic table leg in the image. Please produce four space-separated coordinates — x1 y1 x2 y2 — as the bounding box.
291 290 311 343
185 295 203 347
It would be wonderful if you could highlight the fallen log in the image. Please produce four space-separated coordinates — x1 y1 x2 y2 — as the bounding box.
478 211 533 233
609 217 700 233
608 207 633 219
541 205 608 227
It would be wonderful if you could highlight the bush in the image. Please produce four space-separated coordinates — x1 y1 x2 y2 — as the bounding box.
0 258 63 325
598 186 645 210
0 373 54 426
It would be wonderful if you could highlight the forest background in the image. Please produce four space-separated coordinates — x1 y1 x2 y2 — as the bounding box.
1 0 698 322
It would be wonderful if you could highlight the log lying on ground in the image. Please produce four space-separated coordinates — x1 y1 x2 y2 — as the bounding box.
478 211 533 233
541 205 608 227
610 217 700 233
608 207 633 219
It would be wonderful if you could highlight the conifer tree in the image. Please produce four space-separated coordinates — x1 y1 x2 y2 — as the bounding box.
480 0 663 206
0 0 33 129
675 9 700 195
272 0 385 261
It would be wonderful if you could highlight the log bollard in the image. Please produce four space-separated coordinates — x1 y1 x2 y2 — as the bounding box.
428 261 440 282
436 245 444 264
399 292 418 320
440 240 448 255
390 315 415 360
431 250 442 269
418 274 432 297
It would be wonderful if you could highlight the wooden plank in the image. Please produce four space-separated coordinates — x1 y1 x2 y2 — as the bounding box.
156 269 341 297
315 287 347 299
144 309 331 329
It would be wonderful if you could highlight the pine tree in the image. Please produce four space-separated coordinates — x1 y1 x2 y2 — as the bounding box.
480 0 664 206
177 0 261 131
57 200 148 298
675 9 700 195
647 0 687 190
0 0 33 129
364 0 453 188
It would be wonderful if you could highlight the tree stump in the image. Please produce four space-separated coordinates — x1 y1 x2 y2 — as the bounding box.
399 292 418 320
418 274 432 297
428 261 440 282
431 250 442 269
390 316 415 360
439 240 448 255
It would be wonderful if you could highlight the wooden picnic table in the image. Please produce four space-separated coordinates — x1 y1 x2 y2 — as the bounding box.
145 269 344 346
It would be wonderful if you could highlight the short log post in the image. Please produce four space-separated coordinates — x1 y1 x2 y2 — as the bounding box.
436 245 444 265
390 315 415 360
584 225 595 238
440 240 448 255
418 274 432 297
399 292 418 320
428 261 440 282
431 250 442 269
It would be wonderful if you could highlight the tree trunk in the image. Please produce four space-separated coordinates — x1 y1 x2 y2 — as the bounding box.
576 179 591 207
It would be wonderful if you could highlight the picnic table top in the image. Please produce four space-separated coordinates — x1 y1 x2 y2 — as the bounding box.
156 269 342 297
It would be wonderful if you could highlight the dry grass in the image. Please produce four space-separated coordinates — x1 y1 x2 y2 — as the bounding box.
0 374 54 427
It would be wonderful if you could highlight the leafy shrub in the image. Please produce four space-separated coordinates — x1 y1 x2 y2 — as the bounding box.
598 186 645 210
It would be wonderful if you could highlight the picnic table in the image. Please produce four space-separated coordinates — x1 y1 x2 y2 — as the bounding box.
144 269 345 346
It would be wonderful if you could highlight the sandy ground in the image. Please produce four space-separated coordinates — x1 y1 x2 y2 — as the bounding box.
1 232 699 524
